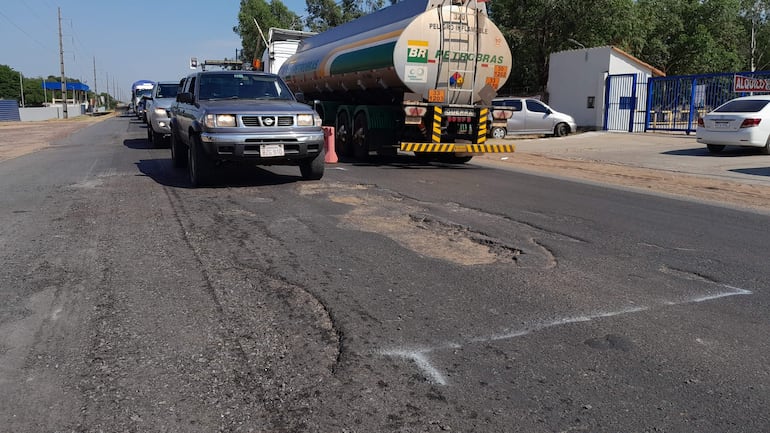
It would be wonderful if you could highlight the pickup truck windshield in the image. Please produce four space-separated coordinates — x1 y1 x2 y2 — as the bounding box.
197 73 293 101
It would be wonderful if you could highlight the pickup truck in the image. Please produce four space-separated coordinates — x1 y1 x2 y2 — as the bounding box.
169 70 325 186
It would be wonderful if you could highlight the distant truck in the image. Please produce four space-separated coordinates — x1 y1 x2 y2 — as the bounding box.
130 80 155 117
278 0 515 163
259 27 316 74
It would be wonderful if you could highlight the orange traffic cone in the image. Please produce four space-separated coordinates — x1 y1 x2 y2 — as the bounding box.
323 126 338 164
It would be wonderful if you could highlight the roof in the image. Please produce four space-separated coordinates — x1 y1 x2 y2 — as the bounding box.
41 82 90 91
609 46 665 77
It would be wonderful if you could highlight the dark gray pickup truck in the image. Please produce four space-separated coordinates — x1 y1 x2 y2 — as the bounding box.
169 70 325 186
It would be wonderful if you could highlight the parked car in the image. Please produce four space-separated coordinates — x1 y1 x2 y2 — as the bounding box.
169 70 325 187
696 95 770 154
145 81 180 146
489 97 577 139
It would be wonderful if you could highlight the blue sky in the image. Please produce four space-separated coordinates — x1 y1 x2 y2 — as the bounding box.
0 0 308 102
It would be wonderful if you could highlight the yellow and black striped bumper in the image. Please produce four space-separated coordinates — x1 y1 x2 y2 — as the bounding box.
400 143 515 153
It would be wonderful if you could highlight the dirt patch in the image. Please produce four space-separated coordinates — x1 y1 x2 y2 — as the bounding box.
0 114 116 162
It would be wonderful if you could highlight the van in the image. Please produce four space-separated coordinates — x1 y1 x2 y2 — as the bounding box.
490 97 577 138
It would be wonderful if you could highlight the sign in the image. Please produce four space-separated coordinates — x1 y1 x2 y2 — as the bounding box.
734 75 770 93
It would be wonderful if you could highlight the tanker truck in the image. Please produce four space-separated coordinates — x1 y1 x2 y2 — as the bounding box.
278 0 515 163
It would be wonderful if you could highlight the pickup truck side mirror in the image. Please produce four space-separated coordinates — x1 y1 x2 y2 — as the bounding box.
295 92 306 104
177 92 194 103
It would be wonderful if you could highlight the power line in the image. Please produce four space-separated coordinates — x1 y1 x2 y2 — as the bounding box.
0 9 53 51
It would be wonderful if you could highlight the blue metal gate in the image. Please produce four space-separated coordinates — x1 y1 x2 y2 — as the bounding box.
646 70 770 133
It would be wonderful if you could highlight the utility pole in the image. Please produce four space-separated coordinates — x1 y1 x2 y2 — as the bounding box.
58 7 68 119
93 56 98 114
19 72 25 107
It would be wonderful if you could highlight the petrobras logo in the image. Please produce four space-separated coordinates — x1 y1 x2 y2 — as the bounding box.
407 40 429 64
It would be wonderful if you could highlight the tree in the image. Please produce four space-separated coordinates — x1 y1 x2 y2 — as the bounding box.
234 0 302 66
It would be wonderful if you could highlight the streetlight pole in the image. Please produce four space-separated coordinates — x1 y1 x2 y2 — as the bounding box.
58 7 68 119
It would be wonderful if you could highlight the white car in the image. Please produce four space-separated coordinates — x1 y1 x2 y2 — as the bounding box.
696 95 770 154
489 97 577 139
146 81 180 146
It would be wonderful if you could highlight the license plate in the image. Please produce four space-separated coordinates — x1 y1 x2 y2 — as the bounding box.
715 121 730 129
260 144 284 157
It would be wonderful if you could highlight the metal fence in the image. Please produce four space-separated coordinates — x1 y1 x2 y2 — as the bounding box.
603 70 770 134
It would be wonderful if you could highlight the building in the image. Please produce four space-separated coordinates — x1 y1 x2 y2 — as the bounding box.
547 46 665 131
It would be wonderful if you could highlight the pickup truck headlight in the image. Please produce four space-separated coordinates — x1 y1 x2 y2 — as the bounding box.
297 113 322 127
205 114 237 128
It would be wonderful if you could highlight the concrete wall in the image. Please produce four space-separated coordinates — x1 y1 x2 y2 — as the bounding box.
19 104 87 121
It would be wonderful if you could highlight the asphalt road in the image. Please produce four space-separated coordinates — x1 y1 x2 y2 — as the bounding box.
1 114 769 432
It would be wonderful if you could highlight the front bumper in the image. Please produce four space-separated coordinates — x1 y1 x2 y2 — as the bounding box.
200 130 325 163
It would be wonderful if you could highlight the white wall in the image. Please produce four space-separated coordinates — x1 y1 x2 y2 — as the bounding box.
19 104 86 121
547 47 612 129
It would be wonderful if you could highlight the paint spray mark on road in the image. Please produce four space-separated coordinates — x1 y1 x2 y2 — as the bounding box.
381 274 754 386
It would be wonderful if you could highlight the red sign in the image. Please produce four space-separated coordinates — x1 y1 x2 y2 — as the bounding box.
734 75 770 92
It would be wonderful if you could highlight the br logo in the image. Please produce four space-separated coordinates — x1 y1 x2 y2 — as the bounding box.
407 46 429 63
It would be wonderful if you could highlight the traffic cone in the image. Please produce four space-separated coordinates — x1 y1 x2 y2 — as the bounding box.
323 126 338 163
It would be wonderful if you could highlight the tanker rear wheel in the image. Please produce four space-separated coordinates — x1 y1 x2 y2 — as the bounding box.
352 113 370 161
335 112 352 157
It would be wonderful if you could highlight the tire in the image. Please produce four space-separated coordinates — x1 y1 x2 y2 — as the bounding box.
188 134 214 187
146 126 153 144
763 139 770 155
553 122 570 137
491 126 507 139
335 111 352 157
300 148 326 180
152 131 165 147
170 130 188 168
352 112 370 161
707 144 725 154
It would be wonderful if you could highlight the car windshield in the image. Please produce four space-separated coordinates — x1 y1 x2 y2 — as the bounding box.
197 73 293 101
715 99 770 113
156 84 178 99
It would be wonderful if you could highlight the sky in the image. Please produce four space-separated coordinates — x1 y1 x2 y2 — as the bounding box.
0 0 308 102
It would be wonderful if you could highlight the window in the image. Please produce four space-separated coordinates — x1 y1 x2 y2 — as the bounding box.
715 99 770 113
526 100 548 113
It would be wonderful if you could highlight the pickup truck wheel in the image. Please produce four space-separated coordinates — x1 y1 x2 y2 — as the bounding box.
146 127 153 144
352 113 370 161
170 131 187 168
188 135 214 187
299 148 326 180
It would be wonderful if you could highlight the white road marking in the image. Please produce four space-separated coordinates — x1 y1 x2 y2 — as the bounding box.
381 283 754 386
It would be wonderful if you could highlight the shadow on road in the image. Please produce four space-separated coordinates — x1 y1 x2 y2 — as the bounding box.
135 158 303 188
662 147 766 157
730 167 770 177
124 138 153 150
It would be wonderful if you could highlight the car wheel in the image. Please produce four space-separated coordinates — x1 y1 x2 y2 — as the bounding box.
299 148 326 180
170 130 188 168
153 131 165 147
188 134 214 187
707 144 725 154
490 126 507 139
554 122 570 137
763 138 770 155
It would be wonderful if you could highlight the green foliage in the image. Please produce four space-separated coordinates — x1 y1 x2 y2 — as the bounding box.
233 0 302 64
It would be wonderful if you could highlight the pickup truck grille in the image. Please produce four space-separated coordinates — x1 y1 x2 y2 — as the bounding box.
241 116 294 127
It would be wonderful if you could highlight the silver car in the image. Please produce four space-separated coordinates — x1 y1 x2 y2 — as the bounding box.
490 97 577 138
146 81 180 146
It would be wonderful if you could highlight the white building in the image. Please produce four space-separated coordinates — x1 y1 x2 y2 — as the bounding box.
547 46 665 131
